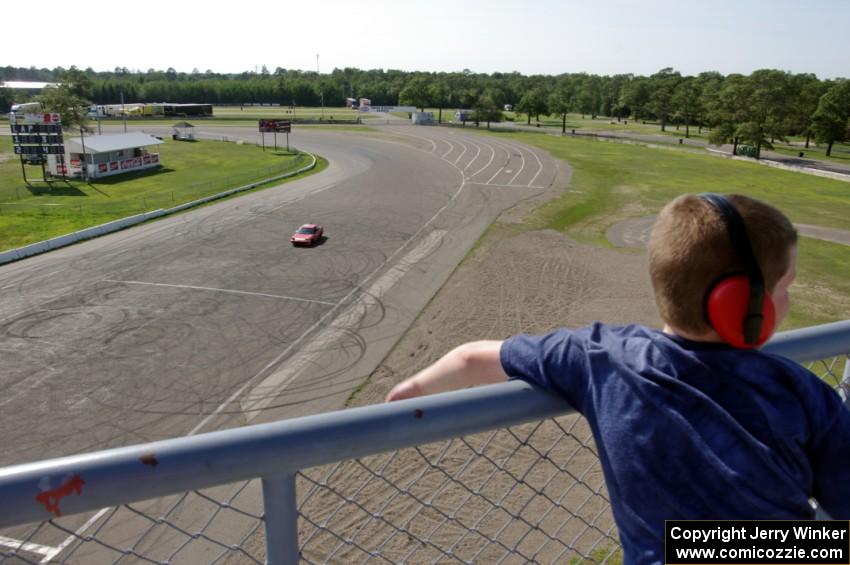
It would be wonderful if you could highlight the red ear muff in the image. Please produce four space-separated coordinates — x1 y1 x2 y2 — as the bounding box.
706 275 775 349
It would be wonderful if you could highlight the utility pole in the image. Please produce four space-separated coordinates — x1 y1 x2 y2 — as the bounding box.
317 54 324 119
79 123 88 182
121 91 127 132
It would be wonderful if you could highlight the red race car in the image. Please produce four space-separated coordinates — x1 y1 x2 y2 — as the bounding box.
290 224 324 246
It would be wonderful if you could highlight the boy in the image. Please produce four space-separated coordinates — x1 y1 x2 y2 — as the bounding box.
386 194 850 563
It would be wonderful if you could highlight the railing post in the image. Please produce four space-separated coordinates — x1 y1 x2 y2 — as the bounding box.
262 471 300 565
841 357 850 406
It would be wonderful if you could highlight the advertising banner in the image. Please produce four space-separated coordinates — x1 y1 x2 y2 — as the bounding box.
258 119 292 133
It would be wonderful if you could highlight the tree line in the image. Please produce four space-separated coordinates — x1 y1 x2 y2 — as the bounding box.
2 65 848 157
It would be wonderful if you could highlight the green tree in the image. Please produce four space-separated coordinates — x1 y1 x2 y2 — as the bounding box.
738 69 792 158
0 85 14 113
672 78 700 138
694 71 724 133
648 68 681 131
398 75 431 111
548 78 575 134
707 74 749 155
516 87 548 125
619 77 652 121
37 67 94 131
574 74 602 118
812 80 850 156
789 74 828 148
428 79 450 123
472 92 502 128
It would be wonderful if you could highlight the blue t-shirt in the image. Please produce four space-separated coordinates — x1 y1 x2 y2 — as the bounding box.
500 322 850 564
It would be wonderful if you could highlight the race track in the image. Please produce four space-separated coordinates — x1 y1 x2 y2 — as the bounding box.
0 123 565 563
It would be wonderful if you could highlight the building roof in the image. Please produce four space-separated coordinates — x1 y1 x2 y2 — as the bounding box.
67 132 164 154
1 81 58 90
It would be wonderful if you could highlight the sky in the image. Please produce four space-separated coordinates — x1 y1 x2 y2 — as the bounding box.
2 0 848 79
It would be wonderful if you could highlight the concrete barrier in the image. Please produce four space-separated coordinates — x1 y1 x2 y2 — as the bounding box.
46 234 79 250
0 250 20 264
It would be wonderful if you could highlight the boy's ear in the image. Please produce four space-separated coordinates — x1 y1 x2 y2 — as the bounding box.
706 275 775 349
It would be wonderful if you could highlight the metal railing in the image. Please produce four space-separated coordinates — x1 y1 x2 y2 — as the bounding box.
1 321 848 564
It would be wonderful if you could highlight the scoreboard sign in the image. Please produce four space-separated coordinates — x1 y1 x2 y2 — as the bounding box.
258 119 292 133
9 111 65 168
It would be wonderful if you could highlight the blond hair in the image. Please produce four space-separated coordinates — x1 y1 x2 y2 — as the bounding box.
648 194 797 335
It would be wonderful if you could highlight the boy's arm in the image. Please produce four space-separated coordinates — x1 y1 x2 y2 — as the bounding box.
385 340 508 401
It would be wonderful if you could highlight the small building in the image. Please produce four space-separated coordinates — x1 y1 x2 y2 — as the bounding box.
51 132 164 179
412 112 434 125
172 122 195 141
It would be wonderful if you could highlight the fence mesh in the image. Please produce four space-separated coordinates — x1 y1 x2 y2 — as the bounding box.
1 355 846 564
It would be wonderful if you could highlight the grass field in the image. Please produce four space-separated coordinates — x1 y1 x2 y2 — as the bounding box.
488 130 850 330
0 136 323 250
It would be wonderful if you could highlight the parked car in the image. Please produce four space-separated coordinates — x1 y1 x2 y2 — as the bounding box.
291 224 324 246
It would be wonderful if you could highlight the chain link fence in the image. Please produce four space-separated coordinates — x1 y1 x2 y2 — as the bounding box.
1 349 847 565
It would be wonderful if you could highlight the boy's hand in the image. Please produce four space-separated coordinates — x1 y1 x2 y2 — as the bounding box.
386 379 424 402
383 340 508 403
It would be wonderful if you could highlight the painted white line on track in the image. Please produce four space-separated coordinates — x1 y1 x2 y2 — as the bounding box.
103 280 336 306
40 507 112 563
525 142 545 187
0 536 55 556
487 138 530 186
241 229 447 420
485 144 511 184
467 142 496 180
441 139 455 159
453 141 468 165
507 144 527 184
462 140 482 171
467 183 545 189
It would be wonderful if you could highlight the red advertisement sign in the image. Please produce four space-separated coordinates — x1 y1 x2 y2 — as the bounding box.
121 158 142 170
98 163 107 172
143 154 151 164
258 119 292 133
151 154 159 163
109 161 119 170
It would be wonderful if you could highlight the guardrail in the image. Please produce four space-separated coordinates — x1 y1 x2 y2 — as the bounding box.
1 321 848 564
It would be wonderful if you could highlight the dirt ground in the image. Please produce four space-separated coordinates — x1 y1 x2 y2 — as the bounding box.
354 227 662 408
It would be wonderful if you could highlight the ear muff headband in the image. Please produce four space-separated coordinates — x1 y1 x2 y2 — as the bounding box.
699 193 769 346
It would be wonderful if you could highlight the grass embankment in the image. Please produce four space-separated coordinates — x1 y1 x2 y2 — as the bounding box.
488 130 850 331
0 136 324 250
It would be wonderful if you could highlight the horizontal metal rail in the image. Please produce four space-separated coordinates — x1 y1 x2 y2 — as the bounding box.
1 320 848 532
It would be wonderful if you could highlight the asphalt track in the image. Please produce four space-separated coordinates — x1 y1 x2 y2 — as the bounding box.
0 123 561 562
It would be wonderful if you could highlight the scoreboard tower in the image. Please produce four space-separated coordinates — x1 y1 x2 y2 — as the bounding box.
9 111 66 184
